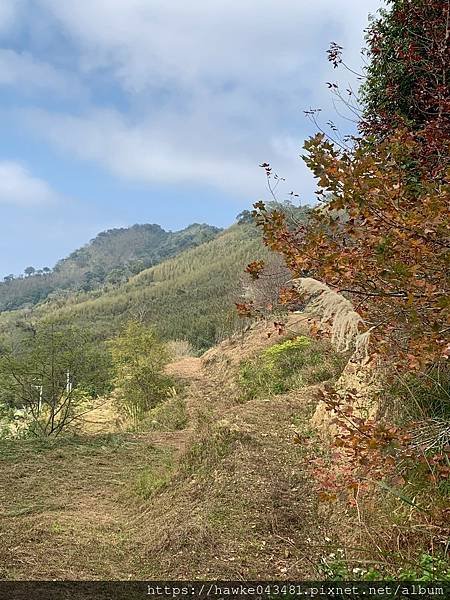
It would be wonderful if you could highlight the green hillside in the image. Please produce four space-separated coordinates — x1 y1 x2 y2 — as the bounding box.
11 223 268 350
0 223 221 312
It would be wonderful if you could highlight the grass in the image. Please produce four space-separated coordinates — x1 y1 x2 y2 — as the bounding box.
0 432 126 462
180 421 257 476
133 448 175 499
318 546 450 581
387 360 450 424
0 430 187 579
128 385 324 580
139 396 189 432
2 321 445 581
238 336 346 402
380 360 450 514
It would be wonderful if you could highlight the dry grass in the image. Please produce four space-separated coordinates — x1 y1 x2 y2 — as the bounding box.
0 432 189 580
0 322 329 580
124 389 325 579
202 313 312 370
166 339 196 359
75 398 122 435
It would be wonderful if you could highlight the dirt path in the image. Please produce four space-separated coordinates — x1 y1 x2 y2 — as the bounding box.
76 357 204 435
165 356 203 379
0 352 323 580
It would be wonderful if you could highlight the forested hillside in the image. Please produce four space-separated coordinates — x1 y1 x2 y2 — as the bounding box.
2 222 269 350
0 223 220 311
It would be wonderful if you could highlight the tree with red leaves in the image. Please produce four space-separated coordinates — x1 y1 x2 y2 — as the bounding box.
248 0 449 369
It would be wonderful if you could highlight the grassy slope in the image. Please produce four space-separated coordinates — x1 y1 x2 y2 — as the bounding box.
11 223 267 349
1 320 439 580
0 322 326 580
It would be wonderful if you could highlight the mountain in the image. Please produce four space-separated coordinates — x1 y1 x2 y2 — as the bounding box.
0 223 221 312
6 222 268 350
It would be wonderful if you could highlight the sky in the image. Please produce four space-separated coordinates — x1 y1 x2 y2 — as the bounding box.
0 0 383 277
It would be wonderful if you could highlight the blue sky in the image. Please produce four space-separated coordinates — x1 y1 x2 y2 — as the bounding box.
0 0 383 277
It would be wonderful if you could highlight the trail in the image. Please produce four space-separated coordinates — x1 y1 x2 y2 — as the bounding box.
0 347 324 580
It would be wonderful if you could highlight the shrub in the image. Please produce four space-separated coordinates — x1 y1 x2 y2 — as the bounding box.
0 404 33 439
238 336 345 401
109 321 175 422
166 339 195 359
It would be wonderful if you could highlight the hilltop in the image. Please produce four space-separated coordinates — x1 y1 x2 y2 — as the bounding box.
2 222 268 350
0 223 221 312
0 203 311 349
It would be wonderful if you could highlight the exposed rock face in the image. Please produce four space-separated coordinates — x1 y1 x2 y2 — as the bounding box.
311 358 383 438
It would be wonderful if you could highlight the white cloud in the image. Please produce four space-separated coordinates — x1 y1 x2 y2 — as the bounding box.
0 49 85 97
22 108 272 197
12 0 384 198
39 0 381 94
0 161 61 205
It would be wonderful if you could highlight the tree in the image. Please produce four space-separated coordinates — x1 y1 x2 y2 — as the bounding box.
248 0 449 369
236 210 254 224
238 2 450 532
24 266 35 277
360 0 449 155
0 323 112 436
109 321 174 422
106 266 129 285
241 253 292 318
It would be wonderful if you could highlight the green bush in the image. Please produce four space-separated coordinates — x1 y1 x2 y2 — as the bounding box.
238 336 345 401
109 321 175 422
397 553 450 581
319 550 450 581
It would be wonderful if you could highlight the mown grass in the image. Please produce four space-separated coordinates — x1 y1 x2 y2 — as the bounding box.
0 429 187 579
133 447 175 500
180 422 256 476
0 432 127 463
